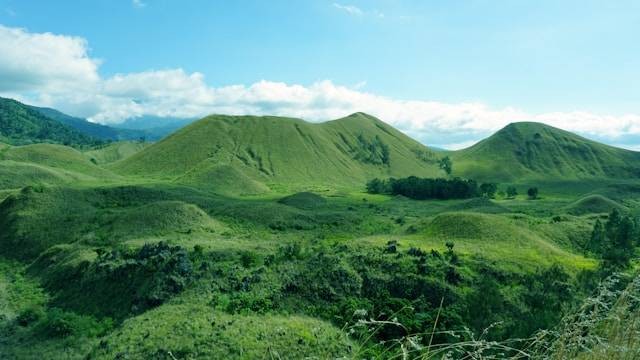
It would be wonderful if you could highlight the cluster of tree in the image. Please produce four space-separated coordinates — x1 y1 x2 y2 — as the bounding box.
50 242 195 320
353 134 390 165
367 176 510 201
438 156 452 175
586 209 639 271
366 176 480 200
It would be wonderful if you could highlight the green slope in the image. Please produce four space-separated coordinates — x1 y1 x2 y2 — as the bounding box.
0 143 119 189
112 113 442 192
84 141 148 165
0 97 101 147
451 122 640 182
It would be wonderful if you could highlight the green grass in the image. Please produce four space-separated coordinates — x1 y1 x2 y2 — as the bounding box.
87 303 354 359
451 122 640 182
84 141 148 165
3 114 640 358
563 194 627 215
111 113 444 194
356 211 596 274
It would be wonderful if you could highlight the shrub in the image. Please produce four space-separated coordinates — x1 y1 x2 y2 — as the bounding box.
16 306 44 326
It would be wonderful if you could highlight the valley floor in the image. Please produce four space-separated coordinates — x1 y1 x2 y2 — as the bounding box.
1 176 638 359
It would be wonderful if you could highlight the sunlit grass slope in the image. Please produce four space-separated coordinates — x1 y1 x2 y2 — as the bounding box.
88 303 354 359
0 143 119 189
112 113 443 192
84 141 148 165
452 122 640 182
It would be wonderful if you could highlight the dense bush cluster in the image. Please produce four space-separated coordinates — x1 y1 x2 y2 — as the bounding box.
366 176 480 200
586 209 639 272
43 242 195 319
353 134 390 165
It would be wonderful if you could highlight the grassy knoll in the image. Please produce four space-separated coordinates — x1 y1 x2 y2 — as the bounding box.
2 114 640 358
111 113 443 193
452 122 640 182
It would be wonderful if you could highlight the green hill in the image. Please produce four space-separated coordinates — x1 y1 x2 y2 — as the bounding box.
84 141 148 165
0 143 118 189
563 194 627 215
0 97 101 147
32 106 179 141
451 122 640 182
112 113 443 192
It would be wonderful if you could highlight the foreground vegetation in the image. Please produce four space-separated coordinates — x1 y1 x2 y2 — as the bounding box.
1 106 640 358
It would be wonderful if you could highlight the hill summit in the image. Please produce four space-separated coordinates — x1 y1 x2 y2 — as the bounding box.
112 113 444 192
451 122 640 181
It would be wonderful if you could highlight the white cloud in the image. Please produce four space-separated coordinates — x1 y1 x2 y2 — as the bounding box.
333 3 363 16
434 140 480 151
332 3 385 18
132 0 146 8
0 25 100 93
2 24 640 150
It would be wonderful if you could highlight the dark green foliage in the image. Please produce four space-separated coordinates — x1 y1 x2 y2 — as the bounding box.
585 209 638 272
365 177 390 194
0 97 102 147
521 265 574 335
18 307 113 339
600 209 638 271
527 187 539 199
480 182 498 198
287 252 363 301
586 219 606 255
354 134 390 165
466 275 504 333
277 192 326 209
31 105 156 141
16 306 44 326
366 176 479 200
439 156 453 175
37 242 194 319
506 186 518 198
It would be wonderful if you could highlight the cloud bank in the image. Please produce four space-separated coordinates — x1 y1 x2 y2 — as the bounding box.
1 24 640 150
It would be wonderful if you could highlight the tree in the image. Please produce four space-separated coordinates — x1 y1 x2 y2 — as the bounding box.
527 187 539 200
586 219 605 255
366 178 386 194
597 209 638 272
480 183 498 198
506 186 518 199
438 156 452 176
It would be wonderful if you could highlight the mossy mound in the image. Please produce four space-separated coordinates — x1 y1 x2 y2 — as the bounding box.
85 141 148 165
564 194 626 215
278 192 327 209
177 161 270 196
424 212 518 240
88 304 354 359
0 186 227 260
444 197 510 214
105 200 227 238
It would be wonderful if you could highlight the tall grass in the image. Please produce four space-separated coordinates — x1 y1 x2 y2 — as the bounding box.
354 273 640 359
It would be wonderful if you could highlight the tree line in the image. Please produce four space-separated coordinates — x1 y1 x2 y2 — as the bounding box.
367 176 539 201
586 208 639 273
366 176 480 200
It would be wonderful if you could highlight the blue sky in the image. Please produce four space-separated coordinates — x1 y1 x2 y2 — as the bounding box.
1 0 640 149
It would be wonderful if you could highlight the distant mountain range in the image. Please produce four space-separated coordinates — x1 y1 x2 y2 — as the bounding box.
2 96 640 193
0 97 193 146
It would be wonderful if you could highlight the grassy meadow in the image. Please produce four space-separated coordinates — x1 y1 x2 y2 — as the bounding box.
1 112 640 359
